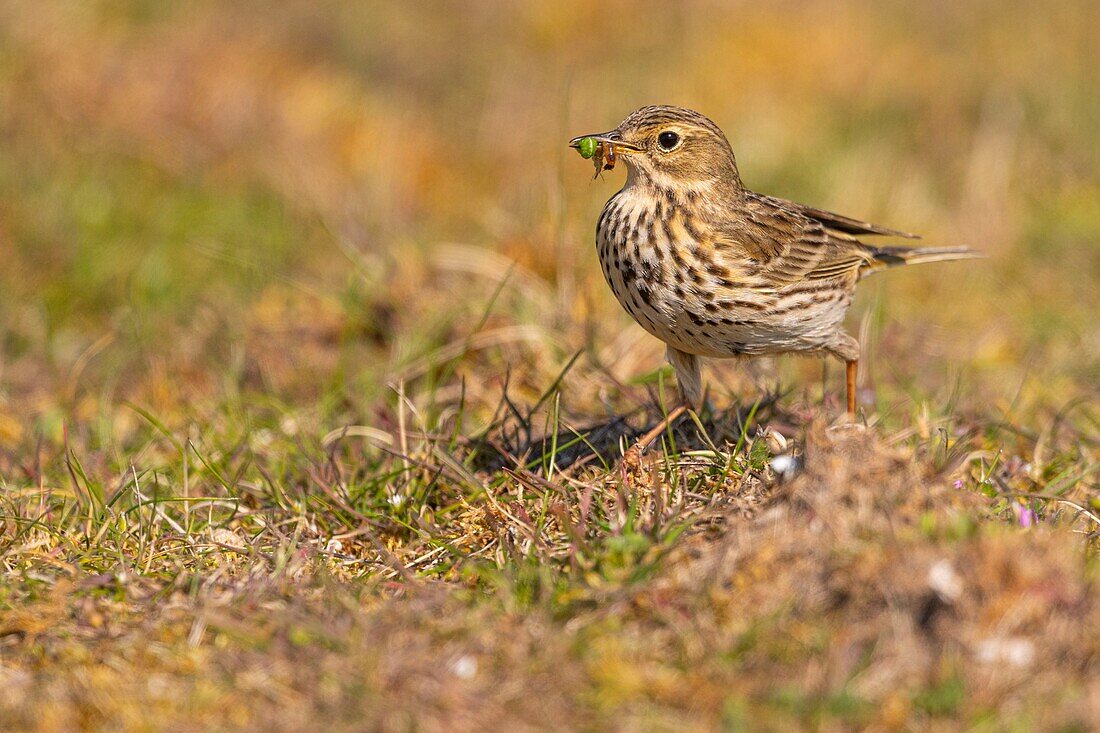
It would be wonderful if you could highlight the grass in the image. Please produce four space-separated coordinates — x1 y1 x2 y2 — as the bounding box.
1 1 1098 730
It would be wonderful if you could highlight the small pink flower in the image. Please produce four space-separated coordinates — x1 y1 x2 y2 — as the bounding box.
1015 504 1037 528
953 479 964 489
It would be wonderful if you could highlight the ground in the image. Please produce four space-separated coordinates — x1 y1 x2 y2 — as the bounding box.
0 2 1097 731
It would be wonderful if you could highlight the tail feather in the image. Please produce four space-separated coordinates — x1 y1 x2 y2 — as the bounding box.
861 246 983 277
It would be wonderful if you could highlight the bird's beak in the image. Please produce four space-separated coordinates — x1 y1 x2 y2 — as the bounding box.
567 132 642 153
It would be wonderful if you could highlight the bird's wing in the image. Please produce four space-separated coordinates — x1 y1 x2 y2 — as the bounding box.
753 193 920 239
712 192 881 286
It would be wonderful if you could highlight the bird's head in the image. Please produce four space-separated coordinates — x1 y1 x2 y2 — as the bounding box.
569 105 742 190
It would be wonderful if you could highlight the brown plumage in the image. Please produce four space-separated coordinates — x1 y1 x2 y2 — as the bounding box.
569 105 979 429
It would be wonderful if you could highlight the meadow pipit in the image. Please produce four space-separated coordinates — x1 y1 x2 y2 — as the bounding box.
570 106 978 449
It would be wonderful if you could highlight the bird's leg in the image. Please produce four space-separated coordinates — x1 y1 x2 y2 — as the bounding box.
623 348 701 462
845 359 858 418
828 334 861 421
667 347 703 408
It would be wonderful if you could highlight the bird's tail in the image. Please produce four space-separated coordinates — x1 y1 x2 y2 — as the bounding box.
860 246 983 278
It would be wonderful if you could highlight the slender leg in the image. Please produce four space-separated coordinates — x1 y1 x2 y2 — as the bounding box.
845 359 858 418
623 348 700 461
666 347 703 408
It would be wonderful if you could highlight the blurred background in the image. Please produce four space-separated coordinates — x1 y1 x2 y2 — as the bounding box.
0 0 1097 455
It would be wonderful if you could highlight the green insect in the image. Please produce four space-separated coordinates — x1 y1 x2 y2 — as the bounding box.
576 136 599 159
573 136 616 178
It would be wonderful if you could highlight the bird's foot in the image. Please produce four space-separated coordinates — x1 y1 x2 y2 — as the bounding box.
620 443 647 473
826 414 868 442
618 403 689 470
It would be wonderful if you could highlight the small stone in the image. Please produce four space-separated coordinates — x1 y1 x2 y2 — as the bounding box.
927 559 963 602
975 637 1035 668
770 454 799 480
450 655 477 679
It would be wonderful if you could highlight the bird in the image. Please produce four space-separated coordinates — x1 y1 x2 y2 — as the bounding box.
569 105 978 453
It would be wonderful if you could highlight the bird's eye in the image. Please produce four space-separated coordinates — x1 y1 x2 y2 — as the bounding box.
657 131 681 151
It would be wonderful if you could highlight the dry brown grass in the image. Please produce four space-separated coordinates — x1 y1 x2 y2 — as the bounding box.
1 427 1095 731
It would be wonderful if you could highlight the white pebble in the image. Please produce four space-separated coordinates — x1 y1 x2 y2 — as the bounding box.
975 638 1035 668
927 559 963 602
770 454 798 479
450 655 477 679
